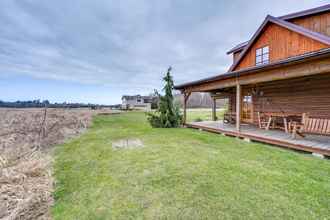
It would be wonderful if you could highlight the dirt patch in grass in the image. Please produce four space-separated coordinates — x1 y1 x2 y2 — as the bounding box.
112 138 144 149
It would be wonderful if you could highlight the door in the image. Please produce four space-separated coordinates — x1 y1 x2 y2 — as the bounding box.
242 91 253 123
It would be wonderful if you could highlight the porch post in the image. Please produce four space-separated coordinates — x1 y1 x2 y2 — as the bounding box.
212 97 217 121
183 91 191 124
236 84 241 132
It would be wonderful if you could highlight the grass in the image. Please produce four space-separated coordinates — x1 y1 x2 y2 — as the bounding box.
53 112 330 219
185 108 225 122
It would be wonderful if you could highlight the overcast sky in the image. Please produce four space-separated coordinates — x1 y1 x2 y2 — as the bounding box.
0 0 328 104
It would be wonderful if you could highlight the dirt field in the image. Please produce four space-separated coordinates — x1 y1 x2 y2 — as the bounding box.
0 108 116 220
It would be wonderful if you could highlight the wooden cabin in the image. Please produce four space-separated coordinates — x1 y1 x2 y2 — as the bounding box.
174 4 330 156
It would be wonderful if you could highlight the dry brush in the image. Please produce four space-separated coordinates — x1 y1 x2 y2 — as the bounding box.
0 108 105 219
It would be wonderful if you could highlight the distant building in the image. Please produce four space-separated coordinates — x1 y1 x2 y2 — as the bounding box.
121 95 158 110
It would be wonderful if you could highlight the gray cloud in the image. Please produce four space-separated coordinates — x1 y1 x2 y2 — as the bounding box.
0 0 328 95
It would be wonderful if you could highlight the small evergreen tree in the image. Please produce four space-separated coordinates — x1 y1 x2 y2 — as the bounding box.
147 67 182 128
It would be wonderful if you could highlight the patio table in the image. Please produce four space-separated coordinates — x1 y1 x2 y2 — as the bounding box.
263 112 300 133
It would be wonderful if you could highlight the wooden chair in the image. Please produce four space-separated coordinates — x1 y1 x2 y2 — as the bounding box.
223 112 236 124
257 112 269 129
290 113 330 138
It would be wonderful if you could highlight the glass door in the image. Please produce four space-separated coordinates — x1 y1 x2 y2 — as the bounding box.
242 92 253 123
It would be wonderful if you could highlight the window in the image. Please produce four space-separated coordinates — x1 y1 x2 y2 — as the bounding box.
243 95 252 103
256 46 269 65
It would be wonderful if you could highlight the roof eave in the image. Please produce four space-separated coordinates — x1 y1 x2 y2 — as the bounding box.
279 4 330 20
226 41 249 54
226 48 243 55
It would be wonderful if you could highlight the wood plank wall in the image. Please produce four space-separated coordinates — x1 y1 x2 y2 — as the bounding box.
226 73 330 125
248 73 330 124
290 11 330 37
234 23 328 71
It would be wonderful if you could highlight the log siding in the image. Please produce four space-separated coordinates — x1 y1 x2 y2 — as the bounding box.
290 11 330 37
237 73 330 125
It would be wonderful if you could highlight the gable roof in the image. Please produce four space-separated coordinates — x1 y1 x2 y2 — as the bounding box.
227 4 330 55
228 15 330 71
226 41 248 54
279 3 330 20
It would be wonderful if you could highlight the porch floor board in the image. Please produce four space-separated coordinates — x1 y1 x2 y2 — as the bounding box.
187 121 330 156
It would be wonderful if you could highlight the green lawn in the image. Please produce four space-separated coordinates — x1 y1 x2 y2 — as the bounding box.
53 112 330 219
185 108 225 122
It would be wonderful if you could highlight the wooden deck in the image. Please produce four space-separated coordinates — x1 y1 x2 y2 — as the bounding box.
186 121 330 156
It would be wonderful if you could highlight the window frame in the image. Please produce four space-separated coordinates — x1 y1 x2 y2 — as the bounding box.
255 46 269 65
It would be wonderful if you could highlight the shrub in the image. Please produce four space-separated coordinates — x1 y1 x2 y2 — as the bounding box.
194 117 203 122
147 67 182 128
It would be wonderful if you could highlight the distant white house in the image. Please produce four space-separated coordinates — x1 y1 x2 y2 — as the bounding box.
121 95 158 110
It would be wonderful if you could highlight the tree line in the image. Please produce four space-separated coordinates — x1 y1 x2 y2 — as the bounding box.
0 99 120 109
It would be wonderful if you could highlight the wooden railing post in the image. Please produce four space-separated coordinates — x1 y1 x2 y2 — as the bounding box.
236 84 241 132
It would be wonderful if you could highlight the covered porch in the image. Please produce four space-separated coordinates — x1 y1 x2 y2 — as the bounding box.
176 53 330 156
